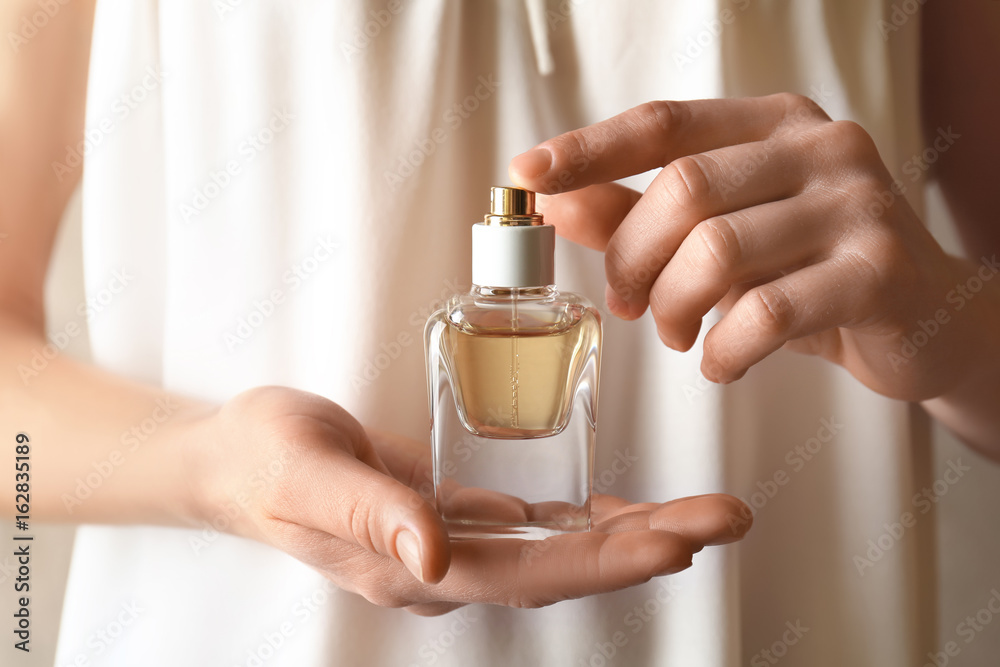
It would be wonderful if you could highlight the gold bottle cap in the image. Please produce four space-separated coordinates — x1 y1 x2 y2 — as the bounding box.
485 186 543 226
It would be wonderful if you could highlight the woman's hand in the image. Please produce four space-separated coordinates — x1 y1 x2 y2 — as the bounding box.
509 95 999 405
185 386 751 615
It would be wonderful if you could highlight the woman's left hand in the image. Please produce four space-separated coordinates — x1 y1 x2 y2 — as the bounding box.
510 94 995 402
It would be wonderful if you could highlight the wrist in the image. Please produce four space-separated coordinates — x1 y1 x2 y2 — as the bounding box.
935 255 1000 388
169 403 212 521
177 394 277 543
919 254 1000 453
893 254 1000 399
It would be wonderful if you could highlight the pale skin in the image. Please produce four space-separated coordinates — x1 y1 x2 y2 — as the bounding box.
0 0 996 619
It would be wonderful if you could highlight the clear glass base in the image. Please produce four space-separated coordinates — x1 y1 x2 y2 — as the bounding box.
431 386 595 539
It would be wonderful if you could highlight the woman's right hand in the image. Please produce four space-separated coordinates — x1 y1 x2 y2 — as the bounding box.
185 386 751 616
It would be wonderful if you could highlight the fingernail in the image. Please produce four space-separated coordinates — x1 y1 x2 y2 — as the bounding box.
511 148 552 181
605 284 630 318
395 530 425 583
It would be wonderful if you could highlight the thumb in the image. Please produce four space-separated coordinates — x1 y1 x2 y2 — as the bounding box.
271 427 451 584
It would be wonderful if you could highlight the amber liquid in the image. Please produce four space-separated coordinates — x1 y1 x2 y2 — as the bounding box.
443 310 600 439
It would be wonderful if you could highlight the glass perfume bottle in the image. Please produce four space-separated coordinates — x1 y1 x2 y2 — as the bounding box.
425 186 602 539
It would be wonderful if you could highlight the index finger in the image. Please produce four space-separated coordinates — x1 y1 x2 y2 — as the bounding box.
509 93 825 193
443 529 694 608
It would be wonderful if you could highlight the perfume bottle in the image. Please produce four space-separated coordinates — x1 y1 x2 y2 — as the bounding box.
425 186 602 538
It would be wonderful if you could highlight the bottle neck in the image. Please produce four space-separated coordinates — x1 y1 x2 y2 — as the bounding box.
471 284 555 300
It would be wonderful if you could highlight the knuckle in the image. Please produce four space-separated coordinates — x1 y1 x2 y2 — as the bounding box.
638 99 681 139
837 251 883 311
744 283 796 336
853 236 894 273
604 239 640 299
570 129 592 161
692 216 742 276
556 128 595 167
824 120 879 163
839 245 901 300
794 121 885 202
788 123 826 155
346 495 381 554
776 91 826 125
660 155 711 210
504 545 554 609
849 172 892 213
